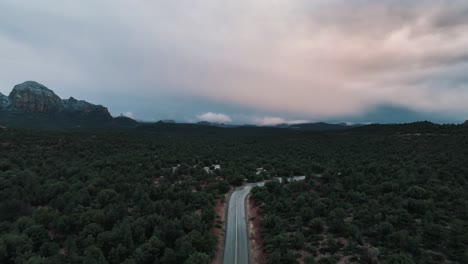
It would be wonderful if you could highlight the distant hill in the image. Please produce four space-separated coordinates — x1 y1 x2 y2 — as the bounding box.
160 119 176 124
286 122 356 131
113 115 139 127
191 121 358 131
348 121 468 134
0 81 138 130
196 121 227 127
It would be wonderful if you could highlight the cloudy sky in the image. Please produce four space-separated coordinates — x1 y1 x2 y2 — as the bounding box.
1 0 468 124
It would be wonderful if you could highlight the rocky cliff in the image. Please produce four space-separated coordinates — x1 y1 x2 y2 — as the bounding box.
1 81 112 120
8 81 64 113
0 92 9 110
63 97 112 120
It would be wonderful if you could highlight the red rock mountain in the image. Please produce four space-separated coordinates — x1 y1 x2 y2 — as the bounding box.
8 81 64 113
1 81 112 120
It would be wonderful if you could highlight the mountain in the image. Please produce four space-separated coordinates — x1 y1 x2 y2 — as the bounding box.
3 81 112 119
0 92 9 110
62 97 111 120
7 81 64 113
464 120 468 126
0 81 137 129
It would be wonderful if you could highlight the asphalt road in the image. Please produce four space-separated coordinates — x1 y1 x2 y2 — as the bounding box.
222 184 254 264
223 176 305 264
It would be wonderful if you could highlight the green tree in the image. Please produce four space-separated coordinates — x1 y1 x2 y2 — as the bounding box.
387 254 415 264
84 246 108 264
24 225 49 251
185 252 210 264
161 248 178 264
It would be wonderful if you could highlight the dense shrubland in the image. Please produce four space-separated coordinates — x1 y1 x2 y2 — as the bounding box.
1 124 467 263
252 131 468 263
0 130 225 264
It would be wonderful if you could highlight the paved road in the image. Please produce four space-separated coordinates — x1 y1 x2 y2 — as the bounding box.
223 176 305 264
222 184 256 264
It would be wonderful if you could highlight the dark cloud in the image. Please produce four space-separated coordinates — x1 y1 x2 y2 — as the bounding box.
1 0 468 122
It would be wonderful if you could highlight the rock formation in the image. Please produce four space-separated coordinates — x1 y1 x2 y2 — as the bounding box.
8 81 64 113
0 92 9 110
63 97 112 120
1 81 112 120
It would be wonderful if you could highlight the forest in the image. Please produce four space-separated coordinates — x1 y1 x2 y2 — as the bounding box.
251 126 468 263
0 128 229 264
0 123 467 263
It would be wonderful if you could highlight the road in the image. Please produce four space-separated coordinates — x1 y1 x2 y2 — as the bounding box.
223 176 305 264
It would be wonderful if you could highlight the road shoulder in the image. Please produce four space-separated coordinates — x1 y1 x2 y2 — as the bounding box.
246 193 266 264
211 192 230 264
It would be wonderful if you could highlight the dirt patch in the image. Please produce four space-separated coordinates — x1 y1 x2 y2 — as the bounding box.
211 194 228 264
246 193 266 264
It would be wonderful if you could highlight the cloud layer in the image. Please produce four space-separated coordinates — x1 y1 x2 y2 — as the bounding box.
252 117 310 126
196 112 232 123
1 0 468 121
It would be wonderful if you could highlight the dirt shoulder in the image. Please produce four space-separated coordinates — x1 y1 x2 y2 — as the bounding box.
246 193 266 264
211 193 229 264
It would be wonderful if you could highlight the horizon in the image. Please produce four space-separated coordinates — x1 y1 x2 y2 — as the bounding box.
2 80 467 126
2 1 468 124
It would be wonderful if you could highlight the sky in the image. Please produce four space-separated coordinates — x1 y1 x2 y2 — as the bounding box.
1 0 468 124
